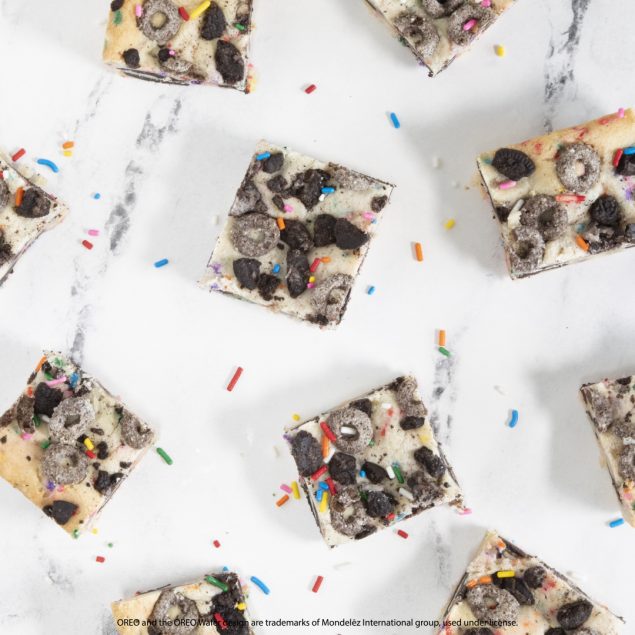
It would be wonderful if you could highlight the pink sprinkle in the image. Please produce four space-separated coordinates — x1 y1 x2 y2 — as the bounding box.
481 0 491 6
169 49 176 56
283 204 293 213
280 484 293 494
617 107 626 119
20 433 33 440
624 492 633 501
62 390 74 398
459 508 473 516
463 18 477 31
307 282 315 289
46 376 67 387
88 229 100 236
499 179 517 190
363 212 375 220
135 3 143 16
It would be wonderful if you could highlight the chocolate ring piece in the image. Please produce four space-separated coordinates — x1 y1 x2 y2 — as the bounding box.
49 397 95 445
120 409 154 449
555 143 601 193
329 485 368 537
230 212 280 257
447 5 495 47
149 589 199 635
619 444 635 481
509 226 545 275
520 195 568 241
327 407 373 454
0 180 9 209
42 443 89 485
421 0 463 18
466 585 520 623
395 376 427 429
138 0 181 45
394 12 440 59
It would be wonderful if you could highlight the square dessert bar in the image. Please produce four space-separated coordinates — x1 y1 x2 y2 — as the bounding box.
103 0 253 90
0 352 155 536
0 151 67 286
199 141 394 328
439 530 623 634
580 375 635 528
285 376 463 548
363 0 514 77
477 108 635 279
111 572 253 635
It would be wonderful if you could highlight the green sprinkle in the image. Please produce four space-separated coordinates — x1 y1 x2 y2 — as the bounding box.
438 346 451 357
72 529 80 539
368 440 375 447
205 576 229 592
113 9 122 24
33 414 41 428
108 542 114 548
156 447 173 465
53 357 64 367
234 22 246 31
359 489 368 502
44 372 53 380
393 463 404 484
41 439 51 450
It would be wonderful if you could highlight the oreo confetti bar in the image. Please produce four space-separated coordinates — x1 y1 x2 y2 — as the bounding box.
581 375 635 528
439 531 623 634
111 572 254 635
477 108 635 279
199 141 394 328
285 376 463 548
103 0 253 91
0 151 67 286
363 0 515 77
0 352 155 536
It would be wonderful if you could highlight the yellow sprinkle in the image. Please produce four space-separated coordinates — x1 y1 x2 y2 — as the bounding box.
84 438 94 451
308 276 315 283
292 414 300 421
291 481 300 500
319 491 328 513
189 0 211 20
236 602 246 611
444 219 456 230
91 527 99 535
418 431 431 445
495 44 506 57
496 570 515 578
63 151 73 157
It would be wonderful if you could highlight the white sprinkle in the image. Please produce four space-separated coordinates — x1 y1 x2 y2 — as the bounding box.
398 487 414 501
333 562 352 570
381 402 392 409
386 465 396 479
319 194 325 202
340 425 357 436
510 198 525 215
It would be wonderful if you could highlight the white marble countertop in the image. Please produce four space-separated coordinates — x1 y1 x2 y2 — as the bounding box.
0 0 634 634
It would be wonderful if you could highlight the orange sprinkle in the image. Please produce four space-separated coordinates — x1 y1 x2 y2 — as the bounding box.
575 235 589 251
321 434 330 459
478 575 493 585
414 242 423 262
321 257 331 263
277 217 286 230
27 386 33 397
438 330 446 347
35 356 47 372
15 187 24 207
466 579 478 589
62 141 75 149
276 494 289 507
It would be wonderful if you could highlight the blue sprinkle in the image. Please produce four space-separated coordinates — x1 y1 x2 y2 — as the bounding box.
318 481 329 491
367 286 376 295
508 409 519 428
359 470 366 478
321 187 335 194
93 193 101 200
272 264 281 274
482 157 493 165
69 373 79 389
154 258 169 268
250 576 270 595
609 518 625 528
390 112 401 129
256 152 271 161
623 147 635 155
36 158 59 173
315 489 324 502
222 566 229 572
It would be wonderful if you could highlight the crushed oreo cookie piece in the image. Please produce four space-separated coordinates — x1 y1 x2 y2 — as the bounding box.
15 394 35 432
280 219 313 252
149 589 199 634
523 565 546 589
266 174 287 194
231 213 280 257
421 0 463 17
466 585 519 623
0 180 10 209
94 470 124 495
394 12 440 59
495 205 511 222
257 273 279 301
138 0 181 45
34 382 63 417
42 500 78 525
618 444 635 481
334 219 368 250
500 577 534 605
215 40 245 84
364 490 395 518
311 274 352 324
313 214 336 247
289 169 330 210
291 430 322 476
414 446 446 478
120 410 154 449
557 599 592 630
328 452 357 485
615 151 635 177
492 148 536 181
200 2 226 40
362 461 388 484
286 249 310 298
371 195 388 212
330 486 367 537
589 195 621 226
42 443 89 485
0 229 11 264
233 258 261 290
15 188 51 218
349 398 372 417
556 143 600 193
122 48 140 69
261 152 284 174
406 471 442 505
232 179 266 215
96 441 109 460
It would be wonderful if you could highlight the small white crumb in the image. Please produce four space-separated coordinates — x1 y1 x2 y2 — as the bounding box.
432 156 442 169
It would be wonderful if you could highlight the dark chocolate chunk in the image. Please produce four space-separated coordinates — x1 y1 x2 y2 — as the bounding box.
413 446 446 478
256 273 279 301
354 526 376 540
266 175 287 194
122 48 140 69
272 195 286 211
15 188 51 218
280 219 313 252
557 599 593 629
328 452 357 485
33 382 63 417
589 194 621 226
545 629 566 635
0 436 6 443
350 398 372 417
616 152 635 176
94 470 124 495
495 205 511 222
500 577 534 605
96 441 109 461
285 249 310 298
119 461 132 469
290 430 323 476
523 565 546 589
624 223 635 242
371 195 388 212
334 218 368 250
261 152 284 174
313 214 336 247
361 461 388 484
492 148 536 181
215 40 244 84
157 48 171 62
289 169 330 209
200 2 226 40
42 500 77 525
110 0 124 10
364 490 395 517
401 416 425 430
233 258 261 290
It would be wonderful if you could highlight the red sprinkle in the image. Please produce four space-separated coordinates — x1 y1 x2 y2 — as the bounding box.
82 240 94 250
613 148 624 167
178 6 190 20
310 465 328 481
311 575 324 593
304 84 317 94
226 366 243 392
213 540 221 548
319 421 336 442
11 148 26 162
214 612 227 631
309 257 321 273
555 194 585 203
96 556 105 563
86 449 96 459
397 529 409 539
325 477 337 495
